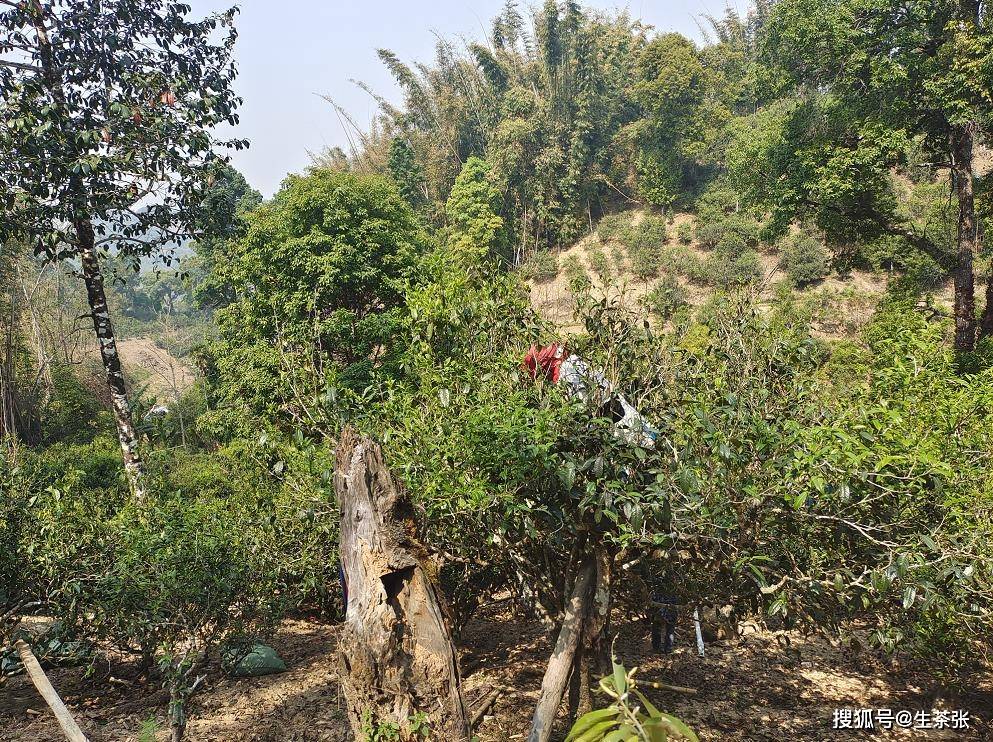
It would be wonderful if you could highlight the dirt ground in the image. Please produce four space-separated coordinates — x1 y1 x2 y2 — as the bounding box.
3 603 990 741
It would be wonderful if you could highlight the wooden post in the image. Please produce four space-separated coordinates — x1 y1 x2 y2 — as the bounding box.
335 428 469 741
14 640 88 742
528 558 596 742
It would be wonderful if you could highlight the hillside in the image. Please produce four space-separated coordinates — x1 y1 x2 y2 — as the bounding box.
528 210 953 340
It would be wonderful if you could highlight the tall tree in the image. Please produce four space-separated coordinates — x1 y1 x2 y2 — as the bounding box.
631 33 728 210
0 0 244 495
760 0 993 350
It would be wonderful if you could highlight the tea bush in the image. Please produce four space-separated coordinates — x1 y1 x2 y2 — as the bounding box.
521 251 559 283
642 276 688 320
779 233 830 286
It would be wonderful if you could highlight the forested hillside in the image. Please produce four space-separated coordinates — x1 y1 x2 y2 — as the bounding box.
1 1 992 741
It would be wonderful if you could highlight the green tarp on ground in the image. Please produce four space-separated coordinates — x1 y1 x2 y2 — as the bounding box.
221 642 287 678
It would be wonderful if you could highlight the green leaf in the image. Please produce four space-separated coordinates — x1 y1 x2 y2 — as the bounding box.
611 661 627 697
656 712 699 742
633 688 661 717
566 708 620 741
902 585 916 609
572 718 621 742
643 720 669 742
601 725 636 742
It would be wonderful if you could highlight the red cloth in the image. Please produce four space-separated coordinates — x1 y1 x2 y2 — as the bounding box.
523 343 564 382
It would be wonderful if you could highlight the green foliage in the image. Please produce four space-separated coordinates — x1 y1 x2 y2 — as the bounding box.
634 215 669 248
206 168 427 413
633 33 729 208
626 215 670 280
187 164 263 309
641 276 687 320
0 1 244 265
387 136 426 208
521 251 559 283
676 221 694 245
138 717 162 742
701 249 762 288
567 661 698 742
630 246 660 281
39 365 109 446
562 254 591 291
370 7 649 248
445 156 506 261
694 184 762 250
597 213 632 244
779 233 830 286
588 247 614 283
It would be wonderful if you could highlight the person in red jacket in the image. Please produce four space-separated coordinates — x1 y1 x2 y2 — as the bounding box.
523 343 658 448
524 342 679 651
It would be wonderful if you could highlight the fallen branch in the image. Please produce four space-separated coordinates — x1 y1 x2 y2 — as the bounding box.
14 639 89 742
643 681 698 695
470 687 503 727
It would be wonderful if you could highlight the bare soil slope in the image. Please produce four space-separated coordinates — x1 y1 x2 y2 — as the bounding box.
528 211 953 340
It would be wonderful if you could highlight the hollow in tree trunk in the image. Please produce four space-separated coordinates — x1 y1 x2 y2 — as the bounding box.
76 219 146 499
335 427 469 740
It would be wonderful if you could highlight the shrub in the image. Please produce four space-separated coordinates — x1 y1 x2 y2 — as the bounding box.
567 661 699 741
609 244 627 272
446 156 506 259
41 364 109 445
10 442 286 741
676 221 694 244
696 213 761 250
642 275 687 320
630 245 660 281
597 213 630 243
703 249 762 288
713 230 752 259
561 254 591 291
634 214 669 248
658 245 702 277
779 233 830 286
904 252 947 292
208 168 428 410
521 251 559 283
587 247 613 283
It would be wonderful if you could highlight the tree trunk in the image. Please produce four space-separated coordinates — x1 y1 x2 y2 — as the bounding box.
568 545 612 722
950 123 978 352
981 279 993 341
76 219 146 499
567 645 592 723
584 545 613 676
528 558 596 742
335 427 469 741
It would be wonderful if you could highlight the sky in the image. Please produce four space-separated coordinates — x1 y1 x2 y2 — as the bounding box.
190 0 736 198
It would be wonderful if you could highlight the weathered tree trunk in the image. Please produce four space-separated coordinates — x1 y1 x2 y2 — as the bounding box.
75 220 146 500
336 427 469 740
528 558 596 742
950 123 978 352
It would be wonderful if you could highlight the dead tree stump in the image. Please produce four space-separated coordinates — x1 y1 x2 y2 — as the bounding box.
335 428 469 740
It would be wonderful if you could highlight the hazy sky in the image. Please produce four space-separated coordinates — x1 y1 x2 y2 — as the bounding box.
190 0 734 197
